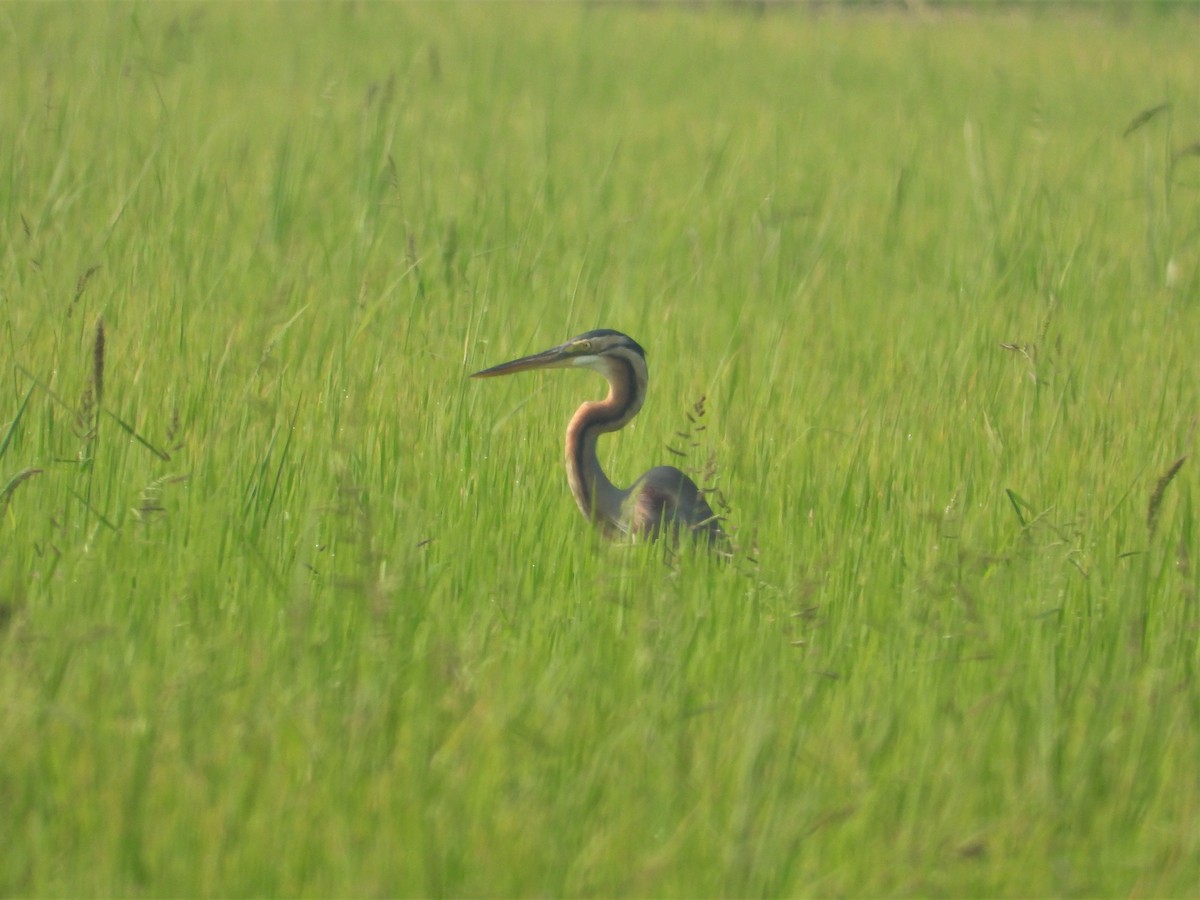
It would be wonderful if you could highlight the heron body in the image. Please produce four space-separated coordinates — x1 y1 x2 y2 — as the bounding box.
471 329 725 545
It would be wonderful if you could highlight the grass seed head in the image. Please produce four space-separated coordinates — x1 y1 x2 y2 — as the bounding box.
1147 455 1187 537
93 318 106 406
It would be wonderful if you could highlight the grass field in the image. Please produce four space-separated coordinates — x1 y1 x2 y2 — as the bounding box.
2 3 1199 895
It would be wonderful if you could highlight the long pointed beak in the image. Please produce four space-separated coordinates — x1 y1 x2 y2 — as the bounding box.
470 344 571 379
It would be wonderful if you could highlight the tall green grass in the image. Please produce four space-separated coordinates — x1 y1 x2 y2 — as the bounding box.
1 4 1198 895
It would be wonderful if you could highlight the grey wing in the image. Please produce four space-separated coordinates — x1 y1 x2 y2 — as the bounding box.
629 466 725 544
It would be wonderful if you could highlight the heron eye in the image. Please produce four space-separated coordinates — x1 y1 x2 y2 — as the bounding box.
575 340 592 353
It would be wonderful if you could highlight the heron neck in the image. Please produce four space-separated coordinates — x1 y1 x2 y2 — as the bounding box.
564 358 645 534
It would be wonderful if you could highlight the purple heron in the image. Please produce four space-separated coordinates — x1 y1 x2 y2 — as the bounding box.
471 329 726 546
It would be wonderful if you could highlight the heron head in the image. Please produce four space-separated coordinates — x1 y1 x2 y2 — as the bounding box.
470 329 645 379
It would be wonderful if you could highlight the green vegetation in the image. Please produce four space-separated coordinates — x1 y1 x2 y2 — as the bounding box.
2 4 1198 895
